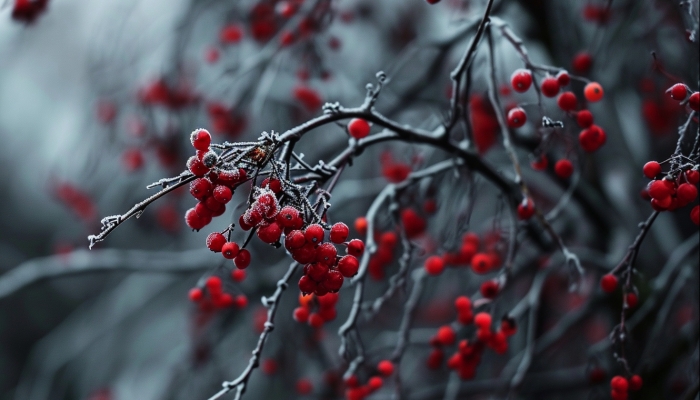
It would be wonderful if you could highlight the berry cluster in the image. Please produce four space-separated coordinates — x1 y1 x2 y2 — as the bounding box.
293 292 339 329
610 374 643 400
641 162 698 221
667 83 700 112
344 360 394 400
295 223 363 296
188 276 248 311
426 298 516 380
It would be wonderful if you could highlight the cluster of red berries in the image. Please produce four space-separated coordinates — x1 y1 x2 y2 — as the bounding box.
380 151 412 184
188 276 248 310
293 292 339 329
344 360 395 400
610 375 643 400
641 162 699 222
426 300 516 379
368 231 398 280
184 129 249 230
667 83 700 111
599 273 640 308
295 222 363 296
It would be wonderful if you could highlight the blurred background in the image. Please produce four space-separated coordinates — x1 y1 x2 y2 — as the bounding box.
0 0 698 399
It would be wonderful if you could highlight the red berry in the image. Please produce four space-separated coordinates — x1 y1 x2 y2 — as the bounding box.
531 155 548 171
423 255 443 276
292 243 317 264
222 242 240 259
298 275 317 294
347 118 371 139
187 156 210 176
205 276 222 294
323 270 344 292
629 375 643 391
510 69 532 93
557 91 577 111
576 110 594 128
572 52 593 73
668 83 688 101
541 77 560 97
257 222 282 244
474 312 492 330
185 208 207 230
642 161 661 179
308 312 324 328
626 293 639 308
188 287 203 302
330 222 350 243
579 125 606 152
611 390 628 400
436 325 456 345
676 183 698 204
212 185 232 204
295 378 313 395
600 274 618 293
692 205 699 225
354 217 368 235
455 296 472 311
206 232 226 252
686 169 700 184
480 280 499 299
293 306 310 323
377 360 394 376
315 242 338 265
277 206 300 228
584 82 604 102
231 269 246 282
517 197 536 220
689 92 699 111
304 224 325 245
471 253 492 273
337 255 360 277
368 376 383 391
610 376 629 392
190 178 213 200
220 24 243 44
554 159 574 179
648 180 674 199
506 107 527 128
234 249 251 269
347 239 365 257
556 71 570 86
190 129 211 151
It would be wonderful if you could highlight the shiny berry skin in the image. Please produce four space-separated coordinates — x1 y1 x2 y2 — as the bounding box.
554 159 574 179
323 270 344 291
285 230 306 250
315 242 338 265
677 183 698 205
329 222 349 243
576 110 594 128
307 262 329 282
257 222 282 244
188 287 203 302
212 185 232 204
234 249 251 269
686 169 700 184
600 274 618 293
689 92 700 111
347 118 371 139
642 161 661 179
506 107 527 128
584 82 604 102
541 77 560 97
185 208 207 230
277 206 300 228
190 129 211 151
377 360 394 376
510 69 532 93
292 243 317 264
517 197 536 220
190 178 213 200
347 239 365 257
556 71 570 86
557 91 577 111
298 275 317 294
668 83 687 100
304 224 325 245
648 180 674 199
187 156 210 176
337 255 359 277
579 125 606 152
206 232 226 252
222 242 240 259
424 255 445 275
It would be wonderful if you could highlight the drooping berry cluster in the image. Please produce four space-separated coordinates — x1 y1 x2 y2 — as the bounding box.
641 162 698 222
426 298 516 380
188 276 248 311
343 360 395 400
610 375 643 400
293 292 339 329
